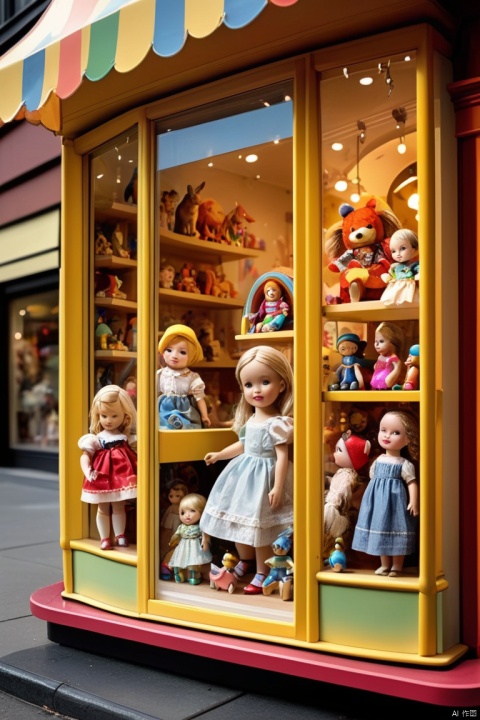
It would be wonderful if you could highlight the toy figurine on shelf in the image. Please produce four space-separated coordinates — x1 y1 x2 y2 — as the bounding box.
79 385 137 551
329 537 347 572
262 528 294 600
328 333 367 390
324 430 371 556
174 182 205 236
352 410 419 577
209 552 239 593
247 280 290 333
196 198 225 241
95 228 113 255
159 189 179 232
123 376 137 406
370 321 405 390
402 344 420 390
168 493 212 585
380 229 420 306
159 263 176 289
220 205 255 246
157 324 211 429
110 224 130 258
201 346 294 595
160 480 188 562
95 272 127 299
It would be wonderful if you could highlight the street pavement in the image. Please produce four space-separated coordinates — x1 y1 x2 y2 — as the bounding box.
0 468 465 719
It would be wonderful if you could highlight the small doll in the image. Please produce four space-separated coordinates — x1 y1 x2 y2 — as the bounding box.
247 280 290 333
370 321 405 390
160 480 188 561
201 346 294 595
328 537 347 572
402 344 420 390
262 529 294 599
328 333 367 390
159 263 176 289
168 493 212 585
352 410 419 577
157 324 211 429
79 385 137 551
380 229 419 306
324 430 371 556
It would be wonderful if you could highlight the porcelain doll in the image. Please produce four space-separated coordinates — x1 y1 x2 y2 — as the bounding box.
157 324 211 429
79 385 137 550
328 332 367 390
324 430 371 555
352 410 419 576
160 480 189 561
159 263 176 289
370 321 405 390
380 229 419 306
201 346 294 595
168 493 212 585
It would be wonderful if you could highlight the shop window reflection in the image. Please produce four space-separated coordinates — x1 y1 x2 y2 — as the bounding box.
10 290 59 450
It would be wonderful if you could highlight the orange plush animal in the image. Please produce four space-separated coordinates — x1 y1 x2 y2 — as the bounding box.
325 198 401 303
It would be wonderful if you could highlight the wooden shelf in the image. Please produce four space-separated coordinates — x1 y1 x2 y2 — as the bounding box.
95 350 137 361
96 201 137 222
95 255 137 270
323 390 420 403
159 287 244 309
159 427 237 463
323 300 419 322
95 297 138 311
235 330 294 344
160 228 261 264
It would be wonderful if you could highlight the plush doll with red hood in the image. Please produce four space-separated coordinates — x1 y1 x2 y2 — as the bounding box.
325 198 401 303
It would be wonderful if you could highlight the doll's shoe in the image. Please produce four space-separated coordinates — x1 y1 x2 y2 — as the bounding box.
388 568 401 577
168 415 184 429
174 569 185 583
115 534 129 547
244 573 266 595
188 570 201 585
100 538 112 550
234 559 255 578
375 566 390 576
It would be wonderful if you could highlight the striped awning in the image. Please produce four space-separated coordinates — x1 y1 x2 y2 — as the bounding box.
0 0 298 131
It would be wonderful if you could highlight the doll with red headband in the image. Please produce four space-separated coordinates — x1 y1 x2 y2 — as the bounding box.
324 430 371 556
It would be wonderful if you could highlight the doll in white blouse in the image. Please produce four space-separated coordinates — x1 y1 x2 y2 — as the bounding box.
157 324 211 429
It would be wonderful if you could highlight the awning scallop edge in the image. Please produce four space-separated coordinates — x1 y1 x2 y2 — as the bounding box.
0 0 299 132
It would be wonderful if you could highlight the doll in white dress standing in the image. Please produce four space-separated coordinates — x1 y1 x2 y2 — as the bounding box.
200 346 294 595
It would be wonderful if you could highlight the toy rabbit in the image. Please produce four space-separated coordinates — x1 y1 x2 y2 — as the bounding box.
79 385 137 550
174 182 205 236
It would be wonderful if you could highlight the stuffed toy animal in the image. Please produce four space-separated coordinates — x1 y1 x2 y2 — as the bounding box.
325 198 401 303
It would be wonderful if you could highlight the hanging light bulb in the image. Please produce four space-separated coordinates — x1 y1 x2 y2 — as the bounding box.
334 178 348 192
350 190 360 203
398 137 407 154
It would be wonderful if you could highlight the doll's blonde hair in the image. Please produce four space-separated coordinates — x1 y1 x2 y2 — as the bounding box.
375 321 405 358
390 228 419 252
233 346 293 432
381 410 420 461
89 384 137 435
157 323 203 365
179 493 207 516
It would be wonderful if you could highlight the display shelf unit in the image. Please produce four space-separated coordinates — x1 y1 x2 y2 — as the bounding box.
160 228 261 264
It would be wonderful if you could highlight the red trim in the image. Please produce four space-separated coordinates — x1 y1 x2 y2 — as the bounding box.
31 582 480 707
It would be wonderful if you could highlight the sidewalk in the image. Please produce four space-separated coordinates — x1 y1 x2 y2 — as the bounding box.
0 469 468 719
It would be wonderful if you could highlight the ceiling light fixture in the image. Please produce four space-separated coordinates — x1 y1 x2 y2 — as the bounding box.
392 107 407 154
331 142 343 151
359 77 373 86
245 154 258 163
334 178 348 192
378 60 394 96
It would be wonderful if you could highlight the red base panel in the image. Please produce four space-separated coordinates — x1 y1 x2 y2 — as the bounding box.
31 582 480 708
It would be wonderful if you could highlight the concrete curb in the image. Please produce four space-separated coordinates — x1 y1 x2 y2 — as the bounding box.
0 662 158 720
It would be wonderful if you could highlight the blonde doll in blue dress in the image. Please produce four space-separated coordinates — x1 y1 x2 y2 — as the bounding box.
352 410 419 577
200 346 294 595
169 493 212 585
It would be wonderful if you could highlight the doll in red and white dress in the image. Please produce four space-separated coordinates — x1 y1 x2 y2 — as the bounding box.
79 385 137 550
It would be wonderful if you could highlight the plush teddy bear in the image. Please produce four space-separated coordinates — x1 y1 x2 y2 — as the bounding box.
325 198 401 303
